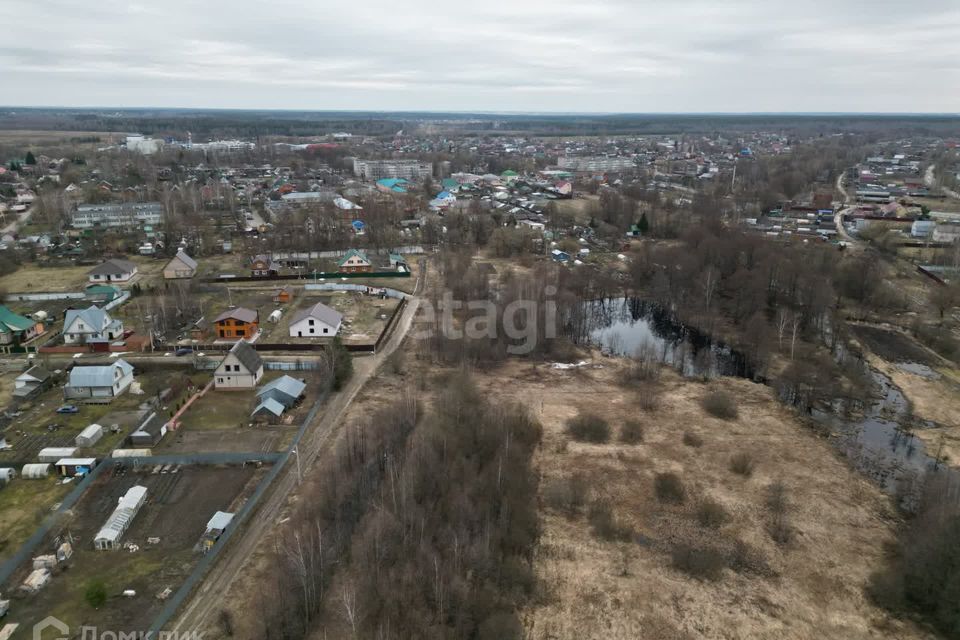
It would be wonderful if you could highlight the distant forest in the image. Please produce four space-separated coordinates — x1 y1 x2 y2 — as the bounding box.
1 107 959 139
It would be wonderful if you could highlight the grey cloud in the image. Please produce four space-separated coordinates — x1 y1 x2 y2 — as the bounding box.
1 0 958 112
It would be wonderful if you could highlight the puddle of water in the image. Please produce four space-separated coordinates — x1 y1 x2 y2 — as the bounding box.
897 362 941 380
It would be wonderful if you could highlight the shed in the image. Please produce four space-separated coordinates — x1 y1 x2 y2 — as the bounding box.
129 412 168 447
38 447 78 463
255 375 306 409
76 423 105 448
55 457 97 477
21 463 51 479
251 397 286 422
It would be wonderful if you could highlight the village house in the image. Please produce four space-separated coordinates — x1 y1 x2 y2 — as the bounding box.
0 306 45 344
65 359 134 403
163 250 198 279
273 287 292 303
87 258 138 284
62 306 124 345
214 340 263 390
14 365 51 399
337 249 373 273
288 301 343 338
213 307 259 340
250 254 280 277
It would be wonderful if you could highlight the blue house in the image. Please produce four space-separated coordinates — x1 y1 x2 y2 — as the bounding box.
551 249 571 263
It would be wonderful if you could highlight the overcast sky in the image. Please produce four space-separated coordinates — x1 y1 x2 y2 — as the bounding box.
2 0 959 113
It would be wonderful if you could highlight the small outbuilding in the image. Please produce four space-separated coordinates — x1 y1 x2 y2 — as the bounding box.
38 447 78 463
55 457 97 477
76 423 105 448
21 463 51 479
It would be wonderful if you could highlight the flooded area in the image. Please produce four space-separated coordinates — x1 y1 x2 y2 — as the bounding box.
813 369 939 495
578 298 756 378
579 298 951 499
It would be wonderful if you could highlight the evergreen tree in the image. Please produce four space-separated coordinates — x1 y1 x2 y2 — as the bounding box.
24 151 36 165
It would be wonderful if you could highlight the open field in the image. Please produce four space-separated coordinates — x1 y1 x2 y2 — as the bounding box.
0 255 167 293
0 477 72 566
6 465 261 637
463 357 929 640
0 130 124 145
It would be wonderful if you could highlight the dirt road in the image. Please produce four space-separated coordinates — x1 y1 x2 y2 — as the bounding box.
168 266 424 636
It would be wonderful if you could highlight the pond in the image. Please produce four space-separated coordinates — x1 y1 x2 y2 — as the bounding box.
577 297 756 379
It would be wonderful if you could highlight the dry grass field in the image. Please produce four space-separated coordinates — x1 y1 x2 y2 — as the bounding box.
465 357 932 640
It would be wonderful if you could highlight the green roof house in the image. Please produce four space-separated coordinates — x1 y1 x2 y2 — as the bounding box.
0 305 44 345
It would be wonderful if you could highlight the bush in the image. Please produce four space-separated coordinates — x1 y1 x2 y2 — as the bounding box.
729 452 756 477
682 431 703 448
636 384 660 411
566 412 611 444
543 474 587 515
696 498 730 529
619 420 644 444
654 472 686 505
671 542 725 581
85 579 107 608
587 499 634 541
702 390 738 420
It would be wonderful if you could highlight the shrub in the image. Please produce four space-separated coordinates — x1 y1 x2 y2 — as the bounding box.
587 499 634 541
729 540 771 576
768 512 793 546
671 542 725 581
566 412 611 444
729 452 756 477
85 579 107 608
543 474 587 515
682 431 703 447
654 472 686 505
696 498 730 529
619 420 644 444
766 480 788 514
637 384 660 411
702 390 738 420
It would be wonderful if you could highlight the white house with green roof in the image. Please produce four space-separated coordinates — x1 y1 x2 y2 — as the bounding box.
0 305 45 345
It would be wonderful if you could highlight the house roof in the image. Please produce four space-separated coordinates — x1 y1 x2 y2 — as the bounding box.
0 305 36 332
256 375 306 401
167 250 198 271
64 305 111 332
337 249 370 266
132 411 166 437
213 307 258 324
68 360 133 388
88 258 137 276
206 511 235 531
223 340 262 373
16 365 50 383
290 301 343 329
252 397 286 417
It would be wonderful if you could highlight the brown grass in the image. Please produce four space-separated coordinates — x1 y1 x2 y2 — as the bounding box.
463 357 929 640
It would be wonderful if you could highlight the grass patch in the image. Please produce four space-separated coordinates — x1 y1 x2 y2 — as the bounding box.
566 412 611 444
619 420 644 444
702 390 738 420
654 472 686 505
682 431 703 448
729 452 756 477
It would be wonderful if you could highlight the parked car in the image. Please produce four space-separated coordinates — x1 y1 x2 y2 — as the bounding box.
175 347 194 356
55 405 79 414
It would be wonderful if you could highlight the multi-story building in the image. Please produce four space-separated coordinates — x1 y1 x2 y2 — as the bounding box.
352 158 433 180
557 156 638 172
71 202 164 229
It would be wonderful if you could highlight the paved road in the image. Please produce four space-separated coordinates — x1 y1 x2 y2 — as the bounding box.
169 265 423 636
